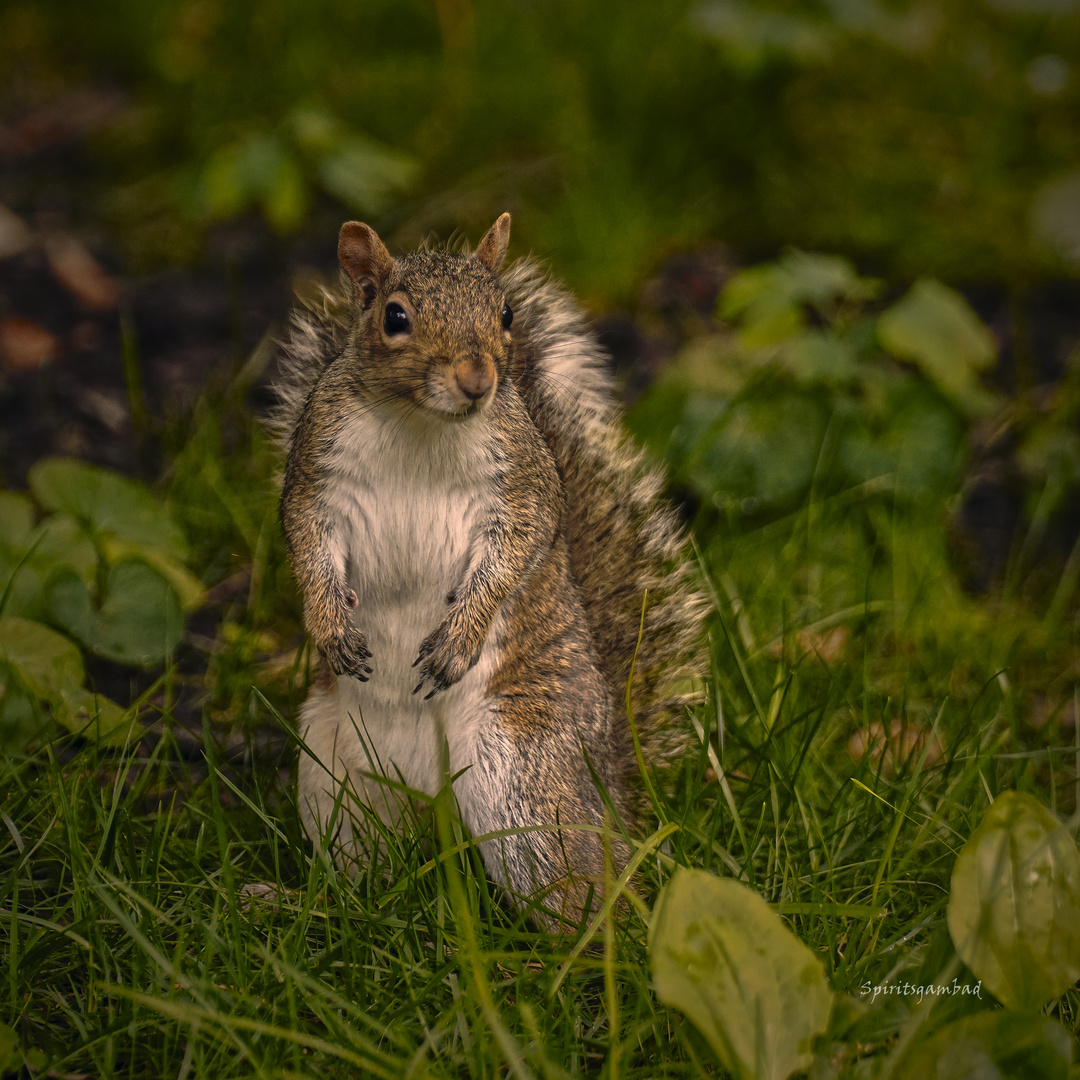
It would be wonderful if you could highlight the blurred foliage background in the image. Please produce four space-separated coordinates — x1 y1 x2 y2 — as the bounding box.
3 0 1080 299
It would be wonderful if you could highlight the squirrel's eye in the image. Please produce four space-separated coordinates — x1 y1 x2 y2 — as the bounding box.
383 302 411 336
501 303 513 330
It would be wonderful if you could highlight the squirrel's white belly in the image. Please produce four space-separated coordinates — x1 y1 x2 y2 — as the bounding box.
299 449 502 834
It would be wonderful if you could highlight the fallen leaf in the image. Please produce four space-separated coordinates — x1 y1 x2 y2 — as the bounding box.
45 235 119 310
799 624 849 663
848 719 943 774
767 623 850 663
0 89 125 159
0 316 60 371
0 203 34 258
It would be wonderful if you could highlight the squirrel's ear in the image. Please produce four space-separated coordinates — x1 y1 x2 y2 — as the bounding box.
475 213 511 273
338 222 392 309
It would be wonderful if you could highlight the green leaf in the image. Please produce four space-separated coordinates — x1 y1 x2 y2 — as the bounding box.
0 1023 20 1072
833 379 965 501
0 615 84 701
0 680 47 748
201 140 252 218
101 537 204 611
0 615 127 745
261 149 308 233
29 457 188 559
946 791 1080 1010
777 331 859 385
692 389 828 510
49 561 184 669
877 280 998 415
649 867 834 1080
720 250 879 346
317 137 418 215
895 1011 1074 1080
0 492 34 548
54 685 131 743
0 513 99 622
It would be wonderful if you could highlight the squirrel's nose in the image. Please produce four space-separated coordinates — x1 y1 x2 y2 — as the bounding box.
455 366 494 401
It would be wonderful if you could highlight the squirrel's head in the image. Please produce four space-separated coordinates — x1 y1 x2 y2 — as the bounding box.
337 214 514 419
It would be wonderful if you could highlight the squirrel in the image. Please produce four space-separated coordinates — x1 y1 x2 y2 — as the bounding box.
272 214 707 927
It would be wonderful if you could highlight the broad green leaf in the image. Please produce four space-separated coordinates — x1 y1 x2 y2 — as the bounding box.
54 685 131 743
101 537 204 611
895 1011 1073 1080
692 389 828 509
721 250 879 346
24 513 98 581
0 615 84 700
290 106 341 152
0 1023 19 1073
0 514 98 622
49 561 183 669
946 791 1080 1010
720 262 805 345
0 492 34 547
0 680 46 748
29 457 188 559
261 146 308 234
317 137 418 215
202 131 305 226
650 867 834 1080
201 140 251 218
877 280 998 415
777 331 859 385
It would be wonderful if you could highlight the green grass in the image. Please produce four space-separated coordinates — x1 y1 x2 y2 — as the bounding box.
3 359 1080 1077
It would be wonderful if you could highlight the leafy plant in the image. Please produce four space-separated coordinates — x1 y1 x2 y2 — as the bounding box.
946 791 1080 1013
649 792 1080 1079
630 250 997 518
0 457 202 746
649 866 834 1080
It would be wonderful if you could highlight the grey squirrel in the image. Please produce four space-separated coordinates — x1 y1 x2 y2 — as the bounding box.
272 214 706 926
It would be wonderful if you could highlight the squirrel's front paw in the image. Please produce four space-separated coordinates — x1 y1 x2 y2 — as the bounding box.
412 621 481 699
320 624 373 682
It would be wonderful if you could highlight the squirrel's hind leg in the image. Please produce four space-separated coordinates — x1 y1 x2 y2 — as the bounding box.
296 677 422 880
452 682 634 931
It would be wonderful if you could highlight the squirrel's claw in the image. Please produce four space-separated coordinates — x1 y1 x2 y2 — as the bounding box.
320 625 373 682
411 615 483 698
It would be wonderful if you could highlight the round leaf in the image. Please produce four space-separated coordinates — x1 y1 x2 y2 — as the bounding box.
693 389 828 509
29 457 188 560
895 1011 1073 1080
0 615 84 701
54 685 131 743
0 492 34 548
0 514 99 622
877 280 998 416
49 561 184 669
947 792 1080 1010
649 867 834 1080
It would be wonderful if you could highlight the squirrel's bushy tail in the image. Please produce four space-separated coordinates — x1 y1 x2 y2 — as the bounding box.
267 280 354 455
504 260 709 766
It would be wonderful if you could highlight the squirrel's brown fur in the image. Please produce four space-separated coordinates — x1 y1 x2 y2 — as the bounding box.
271 216 706 925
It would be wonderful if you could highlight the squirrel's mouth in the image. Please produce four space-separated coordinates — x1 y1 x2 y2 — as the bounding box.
450 400 484 420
